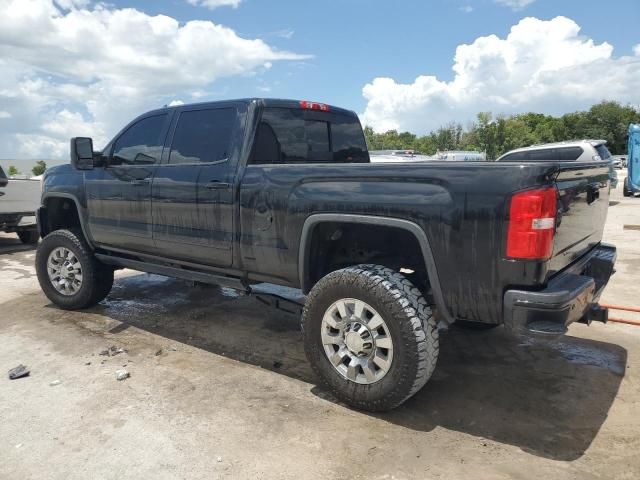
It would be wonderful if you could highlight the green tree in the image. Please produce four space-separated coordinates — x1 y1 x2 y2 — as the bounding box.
8 165 19 176
32 160 47 176
362 100 640 159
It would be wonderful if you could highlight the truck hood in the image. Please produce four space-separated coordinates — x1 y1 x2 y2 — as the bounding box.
44 163 73 177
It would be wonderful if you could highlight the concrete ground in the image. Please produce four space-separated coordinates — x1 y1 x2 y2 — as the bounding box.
1 172 639 479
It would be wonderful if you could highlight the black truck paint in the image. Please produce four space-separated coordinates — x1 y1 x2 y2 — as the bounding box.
37 98 616 329
35 98 618 409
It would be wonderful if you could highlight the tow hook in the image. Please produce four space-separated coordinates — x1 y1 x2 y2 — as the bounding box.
580 304 608 325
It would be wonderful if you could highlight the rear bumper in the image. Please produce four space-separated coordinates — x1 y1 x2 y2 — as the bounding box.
503 243 616 335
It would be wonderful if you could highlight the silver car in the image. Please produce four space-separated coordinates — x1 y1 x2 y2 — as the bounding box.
497 140 616 187
497 139 613 163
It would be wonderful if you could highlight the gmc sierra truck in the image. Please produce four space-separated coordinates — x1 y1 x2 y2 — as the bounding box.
35 98 616 411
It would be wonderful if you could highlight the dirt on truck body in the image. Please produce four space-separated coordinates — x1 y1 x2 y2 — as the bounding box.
35 98 616 410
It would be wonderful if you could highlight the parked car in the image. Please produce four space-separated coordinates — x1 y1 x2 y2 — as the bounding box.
36 99 616 411
612 155 627 169
496 139 613 163
497 140 620 190
437 150 486 161
0 164 41 243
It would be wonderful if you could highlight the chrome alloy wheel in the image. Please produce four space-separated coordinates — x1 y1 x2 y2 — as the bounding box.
321 298 394 384
47 247 83 296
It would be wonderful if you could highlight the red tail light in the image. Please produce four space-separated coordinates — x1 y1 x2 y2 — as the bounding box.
506 187 557 260
300 100 329 112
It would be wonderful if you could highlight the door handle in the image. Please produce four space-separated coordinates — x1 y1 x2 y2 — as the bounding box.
130 178 150 186
206 181 231 190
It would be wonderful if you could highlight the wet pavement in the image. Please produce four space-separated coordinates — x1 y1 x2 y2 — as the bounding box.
1 172 639 479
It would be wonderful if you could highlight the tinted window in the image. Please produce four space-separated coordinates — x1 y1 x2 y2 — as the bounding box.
526 149 555 161
332 117 368 162
251 107 369 164
112 114 167 165
169 108 235 164
499 152 527 161
558 147 583 161
595 144 612 160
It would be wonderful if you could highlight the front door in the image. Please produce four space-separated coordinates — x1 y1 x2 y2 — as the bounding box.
152 106 238 267
86 113 170 253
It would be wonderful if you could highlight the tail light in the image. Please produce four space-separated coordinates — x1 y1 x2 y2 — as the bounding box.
506 187 557 260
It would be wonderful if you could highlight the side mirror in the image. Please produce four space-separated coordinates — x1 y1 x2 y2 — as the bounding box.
70 137 94 170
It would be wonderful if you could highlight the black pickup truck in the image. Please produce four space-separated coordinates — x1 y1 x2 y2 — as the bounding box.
35 98 616 411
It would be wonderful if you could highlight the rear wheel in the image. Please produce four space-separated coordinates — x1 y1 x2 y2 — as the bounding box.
302 264 438 411
36 229 114 310
17 229 39 244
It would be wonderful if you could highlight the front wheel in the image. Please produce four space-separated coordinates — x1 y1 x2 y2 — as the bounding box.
302 264 439 411
36 229 114 310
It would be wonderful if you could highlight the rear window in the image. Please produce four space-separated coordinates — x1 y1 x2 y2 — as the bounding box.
499 146 583 162
250 107 369 164
595 144 612 160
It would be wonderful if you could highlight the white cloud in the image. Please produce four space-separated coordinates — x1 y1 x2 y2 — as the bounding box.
494 0 535 10
53 0 90 9
460 6 474 13
361 16 640 133
634 44 640 56
0 0 307 158
168 100 185 107
275 29 295 39
0 111 11 119
186 0 241 10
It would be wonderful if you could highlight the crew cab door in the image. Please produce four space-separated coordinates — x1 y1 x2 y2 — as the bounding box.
85 113 170 252
151 105 240 267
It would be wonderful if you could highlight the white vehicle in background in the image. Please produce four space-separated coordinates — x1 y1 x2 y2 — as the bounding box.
369 150 437 163
0 165 42 244
612 155 626 169
437 151 486 161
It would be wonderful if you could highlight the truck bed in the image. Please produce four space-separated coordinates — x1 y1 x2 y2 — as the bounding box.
0 178 42 215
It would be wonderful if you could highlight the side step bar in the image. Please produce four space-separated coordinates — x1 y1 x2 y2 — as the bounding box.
95 254 249 292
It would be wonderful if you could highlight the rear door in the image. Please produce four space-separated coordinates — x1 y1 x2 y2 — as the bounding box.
152 105 239 267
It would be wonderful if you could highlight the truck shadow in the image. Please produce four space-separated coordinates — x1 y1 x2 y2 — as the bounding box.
92 273 626 462
0 235 36 255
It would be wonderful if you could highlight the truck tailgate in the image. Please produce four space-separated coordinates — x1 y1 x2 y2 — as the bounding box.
550 162 610 275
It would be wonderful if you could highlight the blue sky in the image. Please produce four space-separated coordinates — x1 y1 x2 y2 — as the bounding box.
0 0 638 158
116 0 640 112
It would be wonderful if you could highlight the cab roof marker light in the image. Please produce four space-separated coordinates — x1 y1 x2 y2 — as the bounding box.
300 101 330 112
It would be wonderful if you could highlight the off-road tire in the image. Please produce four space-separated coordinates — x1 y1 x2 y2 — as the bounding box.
302 264 439 411
36 229 114 310
623 180 632 197
18 229 39 244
